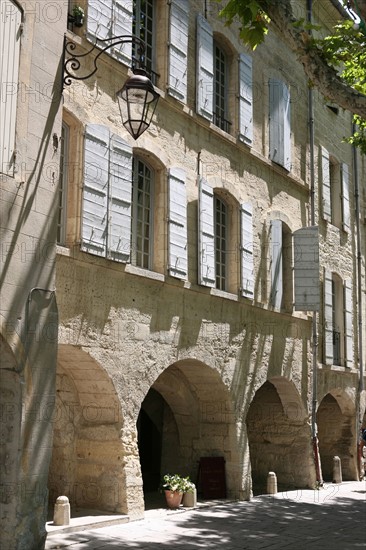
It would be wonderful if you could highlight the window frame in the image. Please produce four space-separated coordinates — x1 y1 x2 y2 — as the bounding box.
57 123 70 245
131 156 155 270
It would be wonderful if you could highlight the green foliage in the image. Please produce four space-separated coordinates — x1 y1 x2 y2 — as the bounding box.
161 474 195 493
219 0 270 49
218 0 366 153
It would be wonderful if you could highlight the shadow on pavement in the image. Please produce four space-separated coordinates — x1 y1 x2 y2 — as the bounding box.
46 490 366 549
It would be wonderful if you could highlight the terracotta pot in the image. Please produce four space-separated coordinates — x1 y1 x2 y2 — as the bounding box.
164 490 183 509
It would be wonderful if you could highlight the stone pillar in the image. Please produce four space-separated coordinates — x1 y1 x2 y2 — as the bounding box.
53 496 71 526
333 456 342 484
267 472 277 494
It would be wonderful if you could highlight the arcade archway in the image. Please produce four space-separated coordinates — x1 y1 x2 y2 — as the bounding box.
246 377 314 494
137 359 244 502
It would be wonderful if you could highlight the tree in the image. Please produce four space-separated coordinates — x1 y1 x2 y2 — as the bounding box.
220 0 366 153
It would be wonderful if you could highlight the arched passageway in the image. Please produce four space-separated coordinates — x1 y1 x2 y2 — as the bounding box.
246 377 314 494
137 360 244 502
317 392 358 481
48 345 126 514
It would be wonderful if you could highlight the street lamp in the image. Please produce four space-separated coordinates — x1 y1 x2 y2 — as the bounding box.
62 35 159 139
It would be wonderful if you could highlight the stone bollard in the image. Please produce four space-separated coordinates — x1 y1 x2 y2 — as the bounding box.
267 471 277 495
53 496 70 526
333 456 342 484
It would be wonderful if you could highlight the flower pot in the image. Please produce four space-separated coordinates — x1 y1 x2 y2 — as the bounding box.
164 490 183 509
182 487 197 507
73 15 84 27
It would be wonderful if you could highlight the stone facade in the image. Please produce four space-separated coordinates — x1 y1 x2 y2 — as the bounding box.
1 0 365 548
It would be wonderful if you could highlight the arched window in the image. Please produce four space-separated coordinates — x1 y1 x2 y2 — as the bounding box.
213 42 230 133
131 157 154 269
214 195 228 290
270 219 293 312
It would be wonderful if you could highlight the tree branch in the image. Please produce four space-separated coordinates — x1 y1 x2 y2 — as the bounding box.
266 0 366 118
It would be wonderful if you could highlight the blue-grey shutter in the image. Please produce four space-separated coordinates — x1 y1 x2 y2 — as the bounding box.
112 0 133 65
198 177 215 286
87 0 113 42
196 14 213 121
168 0 189 102
270 219 283 309
108 134 132 262
344 279 353 368
239 54 253 145
241 203 254 298
269 79 291 170
82 124 109 256
168 167 188 279
321 146 331 222
323 269 333 365
341 162 350 233
0 0 21 175
293 226 320 311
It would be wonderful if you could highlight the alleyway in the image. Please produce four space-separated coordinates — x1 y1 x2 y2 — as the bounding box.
46 481 365 549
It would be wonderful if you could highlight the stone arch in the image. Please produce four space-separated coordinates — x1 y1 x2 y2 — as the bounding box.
48 344 126 514
317 389 358 481
246 377 315 494
136 359 246 502
0 334 23 548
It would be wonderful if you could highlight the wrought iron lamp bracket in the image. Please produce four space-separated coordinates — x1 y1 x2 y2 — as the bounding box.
62 34 146 89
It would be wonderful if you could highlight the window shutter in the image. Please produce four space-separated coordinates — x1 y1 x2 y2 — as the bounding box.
112 0 133 65
270 219 283 309
198 177 215 286
168 0 189 102
321 146 331 221
196 14 213 121
87 0 113 42
323 269 333 365
108 134 132 262
81 124 109 257
344 279 353 368
168 167 188 279
269 79 291 170
238 54 253 145
293 226 320 311
341 162 350 233
241 203 254 298
0 0 21 175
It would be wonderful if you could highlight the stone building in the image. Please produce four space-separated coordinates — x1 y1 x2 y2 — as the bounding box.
0 0 365 548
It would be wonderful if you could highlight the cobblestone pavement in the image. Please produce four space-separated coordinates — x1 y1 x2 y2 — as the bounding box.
45 480 366 549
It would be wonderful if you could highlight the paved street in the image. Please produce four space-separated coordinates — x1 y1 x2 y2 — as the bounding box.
45 481 365 549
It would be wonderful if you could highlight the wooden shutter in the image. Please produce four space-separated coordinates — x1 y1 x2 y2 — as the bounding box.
323 269 333 365
198 177 215 286
269 79 291 170
0 0 21 175
341 162 350 233
87 0 113 42
168 167 188 279
112 0 133 65
344 279 353 368
238 54 253 146
270 219 283 309
168 0 189 102
293 226 320 311
81 124 109 257
108 134 132 262
196 14 213 121
321 146 331 221
241 203 254 298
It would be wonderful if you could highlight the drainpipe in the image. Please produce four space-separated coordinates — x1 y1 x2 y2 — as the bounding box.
353 123 365 478
307 0 323 485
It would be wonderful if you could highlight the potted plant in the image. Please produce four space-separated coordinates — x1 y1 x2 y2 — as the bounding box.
161 474 195 509
71 5 84 27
